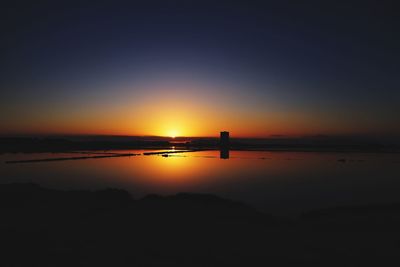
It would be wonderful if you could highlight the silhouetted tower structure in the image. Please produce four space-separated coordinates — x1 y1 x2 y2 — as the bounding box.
220 131 230 159
220 131 230 147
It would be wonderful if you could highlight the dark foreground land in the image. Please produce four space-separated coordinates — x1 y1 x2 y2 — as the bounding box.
1 184 400 266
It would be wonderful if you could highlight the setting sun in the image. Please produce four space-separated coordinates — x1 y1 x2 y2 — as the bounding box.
168 130 179 138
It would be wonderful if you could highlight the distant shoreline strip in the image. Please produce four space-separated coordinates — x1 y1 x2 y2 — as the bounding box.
5 153 140 164
143 149 201 155
4 150 202 164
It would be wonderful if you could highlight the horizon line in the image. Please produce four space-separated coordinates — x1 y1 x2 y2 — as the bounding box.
0 133 399 140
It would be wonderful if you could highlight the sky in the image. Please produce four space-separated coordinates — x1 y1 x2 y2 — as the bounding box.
1 0 399 138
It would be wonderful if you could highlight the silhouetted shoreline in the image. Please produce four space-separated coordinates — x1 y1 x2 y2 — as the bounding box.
1 136 399 154
1 183 400 266
4 152 140 164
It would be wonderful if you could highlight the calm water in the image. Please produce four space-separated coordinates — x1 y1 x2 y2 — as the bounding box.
1 150 400 215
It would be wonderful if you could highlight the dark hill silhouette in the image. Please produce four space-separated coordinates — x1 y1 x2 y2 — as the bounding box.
1 183 400 266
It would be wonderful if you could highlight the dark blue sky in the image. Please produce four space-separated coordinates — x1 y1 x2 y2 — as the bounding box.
1 0 399 137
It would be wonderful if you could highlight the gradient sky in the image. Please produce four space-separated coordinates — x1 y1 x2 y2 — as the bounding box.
1 0 399 137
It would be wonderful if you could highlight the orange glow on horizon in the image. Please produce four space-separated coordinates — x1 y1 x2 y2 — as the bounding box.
2 80 395 138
